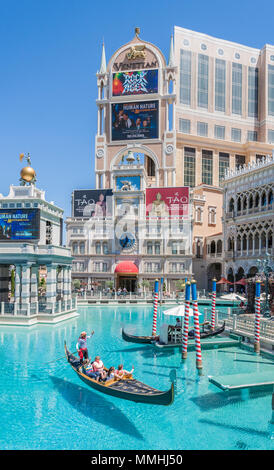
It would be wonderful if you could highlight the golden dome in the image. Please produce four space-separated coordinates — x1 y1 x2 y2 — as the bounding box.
20 166 36 182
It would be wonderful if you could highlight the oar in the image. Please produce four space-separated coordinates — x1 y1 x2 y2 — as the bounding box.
43 350 78 365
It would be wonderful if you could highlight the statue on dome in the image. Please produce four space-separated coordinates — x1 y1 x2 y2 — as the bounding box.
19 153 37 186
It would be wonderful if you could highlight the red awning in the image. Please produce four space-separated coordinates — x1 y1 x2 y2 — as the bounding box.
235 278 247 285
115 261 139 274
216 277 233 285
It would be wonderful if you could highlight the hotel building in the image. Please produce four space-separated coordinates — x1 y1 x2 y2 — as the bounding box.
66 26 274 292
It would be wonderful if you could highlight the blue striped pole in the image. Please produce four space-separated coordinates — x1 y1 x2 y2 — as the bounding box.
182 281 191 359
152 279 159 336
254 280 261 353
191 280 202 374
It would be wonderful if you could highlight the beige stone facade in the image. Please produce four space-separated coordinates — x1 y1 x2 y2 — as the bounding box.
66 27 274 292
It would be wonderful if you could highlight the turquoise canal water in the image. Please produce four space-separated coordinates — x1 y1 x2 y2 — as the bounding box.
0 305 273 450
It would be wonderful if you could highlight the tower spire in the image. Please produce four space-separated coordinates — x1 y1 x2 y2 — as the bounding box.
99 41 106 74
168 34 175 67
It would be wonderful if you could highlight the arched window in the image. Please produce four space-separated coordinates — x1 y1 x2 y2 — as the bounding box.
237 197 241 212
261 192 266 206
147 242 153 255
261 232 266 248
217 240 222 253
242 234 247 251
248 234 253 250
72 243 78 255
228 237 233 251
268 190 273 205
243 196 247 210
254 233 259 249
210 241 216 254
229 198 234 212
95 242 101 254
249 195 253 209
255 193 260 207
268 231 273 248
103 243 108 254
79 242 85 255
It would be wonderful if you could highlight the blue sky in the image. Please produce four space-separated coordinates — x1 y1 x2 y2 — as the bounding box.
0 0 273 221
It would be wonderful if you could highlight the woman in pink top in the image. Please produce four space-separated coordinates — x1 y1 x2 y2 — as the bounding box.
115 364 134 379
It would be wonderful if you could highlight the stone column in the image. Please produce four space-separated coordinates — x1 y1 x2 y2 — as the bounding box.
46 264 57 304
14 265 22 304
67 266 72 300
63 266 69 301
21 264 31 307
57 267 64 299
30 265 39 303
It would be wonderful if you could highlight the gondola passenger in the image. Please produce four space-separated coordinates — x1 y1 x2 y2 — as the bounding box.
115 364 134 379
82 359 100 380
76 330 94 363
93 356 107 382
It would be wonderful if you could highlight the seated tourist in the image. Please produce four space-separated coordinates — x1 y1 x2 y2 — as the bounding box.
115 364 134 379
93 355 107 382
82 359 100 380
105 367 115 382
175 317 182 328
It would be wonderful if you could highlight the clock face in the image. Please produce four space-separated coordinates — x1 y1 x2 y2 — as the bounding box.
119 233 135 250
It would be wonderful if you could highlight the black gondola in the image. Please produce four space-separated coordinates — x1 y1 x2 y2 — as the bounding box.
121 328 159 344
122 321 225 345
64 342 174 406
188 321 225 339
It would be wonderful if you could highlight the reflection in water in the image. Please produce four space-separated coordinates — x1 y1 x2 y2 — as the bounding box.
199 418 269 438
191 388 272 411
50 376 144 441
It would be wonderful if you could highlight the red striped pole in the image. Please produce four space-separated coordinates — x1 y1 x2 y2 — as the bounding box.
211 278 217 330
254 280 261 354
152 279 159 336
191 280 202 374
182 281 191 359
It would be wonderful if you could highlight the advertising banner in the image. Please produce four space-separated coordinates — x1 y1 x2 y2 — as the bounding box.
146 188 189 218
112 101 158 141
73 190 113 218
0 209 40 240
112 69 158 96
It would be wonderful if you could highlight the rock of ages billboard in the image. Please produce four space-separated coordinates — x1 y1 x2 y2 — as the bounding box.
112 70 158 96
146 188 189 218
112 101 158 141
73 190 113 218
0 209 40 240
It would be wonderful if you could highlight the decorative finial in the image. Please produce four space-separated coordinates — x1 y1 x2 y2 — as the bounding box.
19 152 36 186
135 27 140 38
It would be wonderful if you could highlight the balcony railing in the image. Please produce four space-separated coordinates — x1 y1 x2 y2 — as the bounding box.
0 297 77 317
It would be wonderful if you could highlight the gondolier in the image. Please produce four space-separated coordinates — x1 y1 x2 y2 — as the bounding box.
76 331 94 363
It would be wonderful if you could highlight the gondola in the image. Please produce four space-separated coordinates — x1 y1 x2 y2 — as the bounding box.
188 321 225 339
122 328 159 344
64 342 174 406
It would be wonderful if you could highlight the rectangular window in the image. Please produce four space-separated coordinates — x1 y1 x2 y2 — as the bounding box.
184 147 196 187
232 63 242 115
235 154 245 169
215 59 226 112
155 242 160 255
231 128 241 142
102 263 108 272
95 243 101 254
171 242 178 255
146 262 152 273
197 121 208 137
214 125 225 140
180 50 192 105
202 150 213 185
147 243 153 255
219 152 229 182
268 65 274 116
268 129 274 143
197 54 209 109
247 130 257 142
248 67 258 117
179 118 191 133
